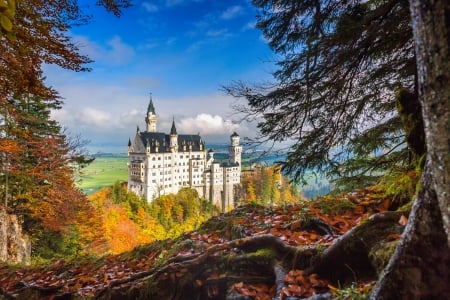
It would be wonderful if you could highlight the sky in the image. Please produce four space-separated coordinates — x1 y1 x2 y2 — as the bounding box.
44 0 277 153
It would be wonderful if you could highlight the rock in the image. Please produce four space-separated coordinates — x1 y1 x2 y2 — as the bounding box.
0 208 31 265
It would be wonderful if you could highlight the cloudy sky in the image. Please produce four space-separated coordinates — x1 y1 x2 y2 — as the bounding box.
44 0 276 153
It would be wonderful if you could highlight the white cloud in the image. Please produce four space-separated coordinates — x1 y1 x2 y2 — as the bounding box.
142 2 158 12
72 34 135 66
206 28 230 37
221 5 242 20
105 36 135 65
242 21 256 31
73 35 103 60
45 69 258 149
177 114 238 135
79 108 113 127
165 0 184 6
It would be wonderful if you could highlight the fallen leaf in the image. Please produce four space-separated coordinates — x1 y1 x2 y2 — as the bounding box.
398 215 408 226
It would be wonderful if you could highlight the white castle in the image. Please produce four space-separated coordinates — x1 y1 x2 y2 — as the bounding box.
127 97 242 211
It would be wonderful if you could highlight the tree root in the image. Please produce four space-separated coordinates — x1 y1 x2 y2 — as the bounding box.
308 211 405 283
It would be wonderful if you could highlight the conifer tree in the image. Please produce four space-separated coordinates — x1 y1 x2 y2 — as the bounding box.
224 0 419 189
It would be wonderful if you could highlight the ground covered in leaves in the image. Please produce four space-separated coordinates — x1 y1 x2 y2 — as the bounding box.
0 188 407 299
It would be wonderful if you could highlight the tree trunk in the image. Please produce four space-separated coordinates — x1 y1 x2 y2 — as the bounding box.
372 1 450 298
371 162 450 299
409 0 450 247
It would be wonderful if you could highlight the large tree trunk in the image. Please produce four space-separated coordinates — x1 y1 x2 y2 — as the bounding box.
410 0 450 247
371 162 450 299
372 1 450 298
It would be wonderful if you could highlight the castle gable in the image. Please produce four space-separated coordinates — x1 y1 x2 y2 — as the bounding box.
129 132 146 153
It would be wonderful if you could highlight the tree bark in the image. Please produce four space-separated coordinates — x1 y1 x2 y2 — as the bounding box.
371 162 450 299
372 1 450 298
409 0 450 247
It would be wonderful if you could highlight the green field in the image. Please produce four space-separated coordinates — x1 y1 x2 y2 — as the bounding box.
77 155 128 194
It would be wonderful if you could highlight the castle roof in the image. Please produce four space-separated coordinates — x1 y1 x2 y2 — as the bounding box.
147 96 155 114
221 161 240 167
129 131 204 153
170 118 177 135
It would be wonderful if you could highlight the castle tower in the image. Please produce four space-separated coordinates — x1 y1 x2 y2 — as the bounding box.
145 95 157 132
170 118 178 152
229 132 242 165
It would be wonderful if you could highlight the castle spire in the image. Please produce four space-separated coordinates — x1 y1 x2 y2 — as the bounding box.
170 117 177 135
147 93 155 115
145 93 157 132
170 117 178 152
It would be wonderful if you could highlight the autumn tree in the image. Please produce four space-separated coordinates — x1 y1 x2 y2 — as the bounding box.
240 165 299 205
1 0 132 258
224 0 420 191
0 94 104 258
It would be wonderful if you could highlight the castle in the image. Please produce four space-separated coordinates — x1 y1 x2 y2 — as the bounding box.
127 97 242 211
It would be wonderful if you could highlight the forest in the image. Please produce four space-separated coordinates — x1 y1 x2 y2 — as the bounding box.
1 0 449 299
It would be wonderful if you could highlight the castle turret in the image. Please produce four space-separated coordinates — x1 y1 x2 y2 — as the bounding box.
145 95 157 132
170 118 178 152
229 132 242 165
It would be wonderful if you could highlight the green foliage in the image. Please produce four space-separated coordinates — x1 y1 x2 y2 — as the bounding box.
149 188 217 236
330 282 371 300
32 227 83 262
378 168 420 209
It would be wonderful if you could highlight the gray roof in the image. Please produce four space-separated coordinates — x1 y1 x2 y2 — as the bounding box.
221 161 240 167
147 97 155 114
131 131 204 153
170 119 177 135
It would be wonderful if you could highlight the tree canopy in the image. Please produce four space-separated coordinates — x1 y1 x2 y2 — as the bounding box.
224 0 420 190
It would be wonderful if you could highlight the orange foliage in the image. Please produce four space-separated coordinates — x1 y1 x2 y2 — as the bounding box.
103 205 154 254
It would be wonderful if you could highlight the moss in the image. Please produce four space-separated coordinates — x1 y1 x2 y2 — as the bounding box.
250 248 277 259
313 197 355 216
369 240 398 275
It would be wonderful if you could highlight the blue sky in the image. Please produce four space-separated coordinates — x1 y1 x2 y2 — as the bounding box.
44 0 276 153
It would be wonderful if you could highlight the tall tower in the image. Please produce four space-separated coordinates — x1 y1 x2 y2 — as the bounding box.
170 118 178 152
229 132 242 165
145 95 157 132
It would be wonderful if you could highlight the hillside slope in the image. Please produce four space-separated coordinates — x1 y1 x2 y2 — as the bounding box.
0 188 406 299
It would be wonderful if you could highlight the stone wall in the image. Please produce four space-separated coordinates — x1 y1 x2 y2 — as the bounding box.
0 208 31 265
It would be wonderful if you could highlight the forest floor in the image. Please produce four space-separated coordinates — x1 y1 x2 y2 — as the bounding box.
0 187 407 299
